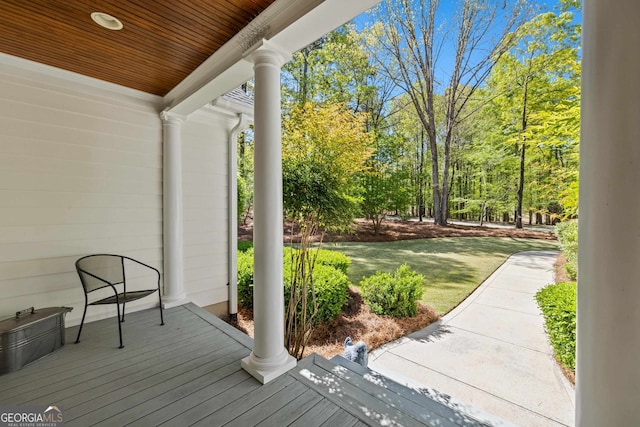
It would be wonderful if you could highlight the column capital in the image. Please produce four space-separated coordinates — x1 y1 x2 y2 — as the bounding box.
244 39 291 68
160 110 186 124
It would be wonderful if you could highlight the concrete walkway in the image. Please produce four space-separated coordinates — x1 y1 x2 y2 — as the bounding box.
369 251 575 426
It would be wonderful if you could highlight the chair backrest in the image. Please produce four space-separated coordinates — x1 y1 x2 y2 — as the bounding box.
76 254 125 293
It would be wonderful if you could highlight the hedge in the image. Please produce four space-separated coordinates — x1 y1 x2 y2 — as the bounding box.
555 220 578 280
237 241 253 253
535 281 577 370
284 262 350 325
237 248 350 324
284 247 351 275
360 264 424 317
237 248 254 308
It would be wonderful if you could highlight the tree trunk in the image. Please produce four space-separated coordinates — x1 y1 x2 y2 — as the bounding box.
516 141 526 228
300 49 309 105
429 127 444 225
418 130 425 222
515 78 529 229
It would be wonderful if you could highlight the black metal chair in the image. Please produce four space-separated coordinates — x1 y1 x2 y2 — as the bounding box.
75 254 164 348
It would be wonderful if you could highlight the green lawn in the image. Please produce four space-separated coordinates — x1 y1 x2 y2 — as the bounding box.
323 237 559 315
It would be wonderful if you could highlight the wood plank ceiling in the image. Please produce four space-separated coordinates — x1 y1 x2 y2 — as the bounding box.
0 0 276 96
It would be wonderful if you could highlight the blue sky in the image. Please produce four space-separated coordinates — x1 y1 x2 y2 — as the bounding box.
351 0 581 90
354 0 581 27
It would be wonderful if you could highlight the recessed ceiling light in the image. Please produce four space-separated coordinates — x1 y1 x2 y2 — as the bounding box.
91 12 123 31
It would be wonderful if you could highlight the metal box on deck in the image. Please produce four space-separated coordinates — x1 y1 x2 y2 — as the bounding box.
0 307 72 375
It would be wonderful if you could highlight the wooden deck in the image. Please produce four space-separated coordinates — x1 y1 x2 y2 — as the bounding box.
0 304 489 426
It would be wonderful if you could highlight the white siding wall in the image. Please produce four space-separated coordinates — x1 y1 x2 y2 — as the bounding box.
182 108 231 308
0 56 232 325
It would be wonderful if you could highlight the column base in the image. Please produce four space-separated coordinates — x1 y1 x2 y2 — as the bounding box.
162 296 190 309
241 350 297 384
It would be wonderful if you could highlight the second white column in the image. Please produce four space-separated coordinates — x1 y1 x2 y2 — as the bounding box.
241 42 296 384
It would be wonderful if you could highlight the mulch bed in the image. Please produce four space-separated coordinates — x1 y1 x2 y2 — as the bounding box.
239 217 556 243
228 288 439 360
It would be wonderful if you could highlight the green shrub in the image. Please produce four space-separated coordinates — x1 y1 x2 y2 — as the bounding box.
555 220 578 280
237 249 254 308
360 264 424 317
237 241 253 253
315 249 351 274
237 174 247 221
237 248 350 324
535 282 577 370
285 263 350 325
282 247 351 275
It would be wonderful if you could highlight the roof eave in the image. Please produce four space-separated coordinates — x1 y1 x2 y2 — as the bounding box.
163 0 381 117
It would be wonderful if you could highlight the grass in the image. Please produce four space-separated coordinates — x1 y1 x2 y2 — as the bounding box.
323 237 559 314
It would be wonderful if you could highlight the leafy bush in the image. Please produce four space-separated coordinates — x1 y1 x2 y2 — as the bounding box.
285 263 350 325
360 264 424 317
535 282 577 370
237 241 253 253
283 247 351 275
237 249 254 309
237 174 247 221
555 220 578 280
237 248 350 324
315 249 351 274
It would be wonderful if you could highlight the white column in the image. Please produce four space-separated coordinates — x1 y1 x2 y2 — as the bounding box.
241 41 296 383
578 1 640 425
161 111 188 308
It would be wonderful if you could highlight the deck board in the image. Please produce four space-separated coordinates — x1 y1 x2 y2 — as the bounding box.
321 409 361 427
8 325 221 401
223 380 311 426
0 303 486 426
67 343 246 424
294 355 426 427
21 331 231 406
287 398 341 427
258 387 324 427
126 370 252 426
158 376 264 426
190 375 297 426
0 308 201 392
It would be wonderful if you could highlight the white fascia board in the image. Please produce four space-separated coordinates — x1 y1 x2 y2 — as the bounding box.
269 0 382 53
170 59 255 118
164 0 381 117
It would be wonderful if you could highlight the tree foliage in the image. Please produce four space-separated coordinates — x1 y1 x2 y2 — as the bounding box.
369 0 528 225
282 102 373 230
481 5 581 226
281 101 371 358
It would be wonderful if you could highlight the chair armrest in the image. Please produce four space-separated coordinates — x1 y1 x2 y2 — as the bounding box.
120 256 161 292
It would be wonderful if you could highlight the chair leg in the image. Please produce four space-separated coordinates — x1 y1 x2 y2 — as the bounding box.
121 301 126 323
115 302 124 349
75 301 88 344
158 289 165 326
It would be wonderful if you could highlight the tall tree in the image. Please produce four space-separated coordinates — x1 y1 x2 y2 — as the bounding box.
281 102 372 358
282 25 375 112
370 0 527 225
486 6 580 227
455 91 520 223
